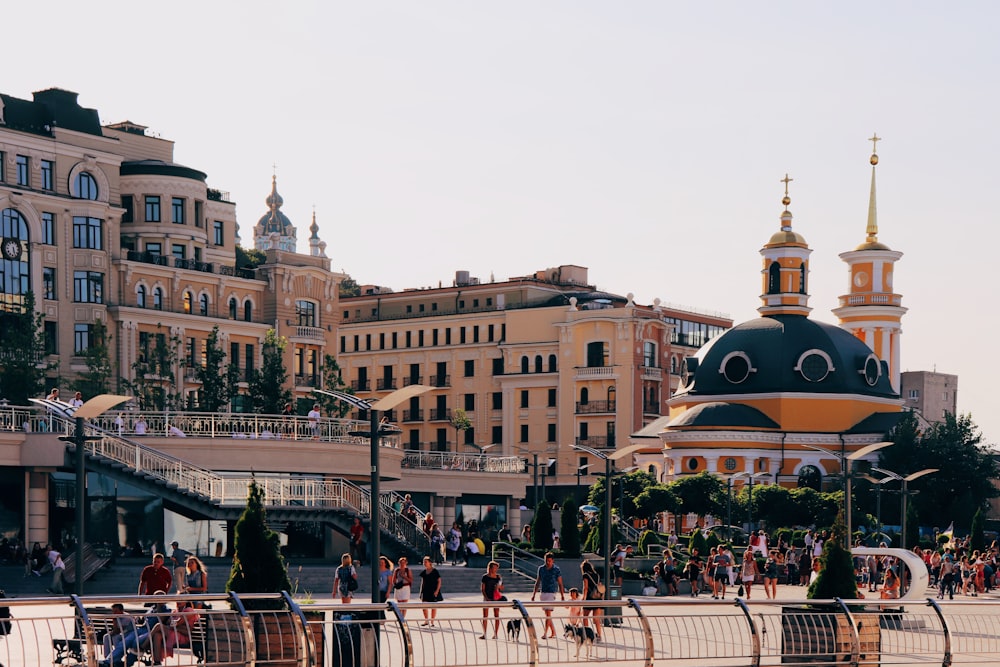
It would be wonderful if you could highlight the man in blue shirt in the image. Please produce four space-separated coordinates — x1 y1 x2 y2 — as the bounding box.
531 552 565 639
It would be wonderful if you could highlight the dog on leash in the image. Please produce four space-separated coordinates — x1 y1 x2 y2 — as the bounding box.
505 618 521 642
564 623 596 658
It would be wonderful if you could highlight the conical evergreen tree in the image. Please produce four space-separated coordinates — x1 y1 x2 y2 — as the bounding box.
532 499 554 550
560 498 581 557
226 479 291 608
807 512 859 600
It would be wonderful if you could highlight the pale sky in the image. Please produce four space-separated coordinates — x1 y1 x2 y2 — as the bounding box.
6 2 998 443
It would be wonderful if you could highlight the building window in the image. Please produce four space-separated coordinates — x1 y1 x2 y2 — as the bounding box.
464 428 475 445
121 195 134 223
153 287 163 310
41 212 55 245
73 271 103 303
72 216 103 249
74 172 99 200
547 388 557 407
16 155 29 186
213 220 224 245
296 300 317 327
586 341 609 367
146 242 162 256
464 359 475 377
42 267 56 300
40 159 54 190
183 291 192 314
520 390 529 409
244 301 253 321
492 358 504 375
492 392 502 410
0 152 4 181
145 196 161 222
74 323 92 354
908 389 919 399
44 321 58 355
137 285 147 308
172 197 185 224
194 200 203 228
464 393 475 411
172 244 186 260
548 354 557 372
643 341 657 367
520 425 529 443
491 426 502 445
547 423 557 442
229 298 237 319
199 294 209 316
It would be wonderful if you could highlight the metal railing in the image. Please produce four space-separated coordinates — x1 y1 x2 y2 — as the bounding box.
491 541 545 582
401 450 527 473
5 592 999 666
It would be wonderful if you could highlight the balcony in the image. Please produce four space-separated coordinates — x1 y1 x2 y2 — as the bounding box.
294 326 325 341
641 365 663 381
126 250 170 267
402 409 424 422
576 435 612 449
377 378 398 391
351 380 371 392
838 293 902 307
294 374 319 388
218 265 258 280
402 376 423 387
429 408 452 421
174 258 213 273
206 188 232 202
643 402 661 415
575 400 616 414
428 375 451 388
575 366 615 379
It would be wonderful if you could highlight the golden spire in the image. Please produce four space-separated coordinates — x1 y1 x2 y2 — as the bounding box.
866 134 880 243
781 173 793 211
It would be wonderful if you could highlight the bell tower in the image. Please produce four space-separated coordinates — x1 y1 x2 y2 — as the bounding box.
758 174 813 317
833 135 907 392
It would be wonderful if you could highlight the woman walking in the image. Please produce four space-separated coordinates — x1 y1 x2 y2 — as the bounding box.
418 556 442 627
480 560 503 639
182 556 208 602
579 560 603 641
378 556 394 603
390 556 413 616
763 553 779 600
333 554 357 603
739 549 758 599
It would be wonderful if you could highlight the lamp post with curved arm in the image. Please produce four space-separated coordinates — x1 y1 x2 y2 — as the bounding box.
871 467 938 550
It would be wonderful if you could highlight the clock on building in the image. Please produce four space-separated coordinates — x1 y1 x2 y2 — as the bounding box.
1 238 22 261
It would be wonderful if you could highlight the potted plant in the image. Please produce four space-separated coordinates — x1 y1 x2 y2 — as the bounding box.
782 515 880 666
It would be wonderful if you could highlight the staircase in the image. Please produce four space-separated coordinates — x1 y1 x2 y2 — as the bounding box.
50 416 428 561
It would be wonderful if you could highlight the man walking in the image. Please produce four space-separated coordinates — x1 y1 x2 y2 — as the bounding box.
170 541 193 592
350 517 365 567
138 553 173 595
45 545 66 594
531 552 565 639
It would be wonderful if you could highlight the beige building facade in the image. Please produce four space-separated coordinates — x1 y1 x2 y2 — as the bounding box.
900 370 958 424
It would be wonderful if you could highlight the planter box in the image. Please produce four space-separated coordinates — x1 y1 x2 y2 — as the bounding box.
781 606 880 666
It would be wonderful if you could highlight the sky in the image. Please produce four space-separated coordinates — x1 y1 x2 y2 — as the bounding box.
5 2 998 442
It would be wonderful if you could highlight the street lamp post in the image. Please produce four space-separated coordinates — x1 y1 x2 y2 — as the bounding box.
803 441 894 548
318 385 432 603
539 458 556 505
571 444 645 599
37 393 132 596
575 463 590 496
860 474 895 538
871 467 938 550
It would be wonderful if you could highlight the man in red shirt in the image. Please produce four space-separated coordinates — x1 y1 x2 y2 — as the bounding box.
350 518 365 567
138 553 173 595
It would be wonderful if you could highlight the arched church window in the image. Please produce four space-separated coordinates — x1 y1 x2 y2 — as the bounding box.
799 262 807 294
767 261 781 294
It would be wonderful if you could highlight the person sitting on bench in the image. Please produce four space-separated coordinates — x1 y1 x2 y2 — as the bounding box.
142 600 200 664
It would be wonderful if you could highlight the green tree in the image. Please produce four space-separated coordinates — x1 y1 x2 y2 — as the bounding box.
807 513 858 600
670 472 726 521
633 484 680 530
249 329 293 414
0 292 48 404
531 499 554 550
688 527 708 557
235 245 266 270
314 354 353 417
450 408 472 450
560 497 581 557
970 508 985 552
122 326 182 410
195 326 230 412
73 318 113 398
226 478 291 609
587 469 656 524
879 411 997 527
339 277 361 298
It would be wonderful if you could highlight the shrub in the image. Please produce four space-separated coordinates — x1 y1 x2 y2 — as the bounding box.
226 479 292 609
807 514 859 601
531 500 554 550
560 498 582 557
688 528 708 557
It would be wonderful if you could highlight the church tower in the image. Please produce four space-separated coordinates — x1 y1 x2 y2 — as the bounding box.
833 135 906 392
253 175 298 252
758 175 813 317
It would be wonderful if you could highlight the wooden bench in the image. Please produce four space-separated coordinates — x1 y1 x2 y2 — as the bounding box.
63 543 111 585
52 613 124 665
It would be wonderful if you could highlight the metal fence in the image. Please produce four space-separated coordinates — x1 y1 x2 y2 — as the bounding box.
5 591 1000 667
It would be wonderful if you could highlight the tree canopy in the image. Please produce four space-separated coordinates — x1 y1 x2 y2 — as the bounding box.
249 329 293 414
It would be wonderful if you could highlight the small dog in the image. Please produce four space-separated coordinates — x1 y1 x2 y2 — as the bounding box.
505 618 521 642
564 623 596 658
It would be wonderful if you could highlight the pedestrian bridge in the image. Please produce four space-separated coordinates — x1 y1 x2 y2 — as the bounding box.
3 591 998 666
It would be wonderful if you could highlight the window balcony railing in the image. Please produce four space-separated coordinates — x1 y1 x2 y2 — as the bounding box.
294 374 319 387
174 257 213 273
575 366 615 379
351 379 371 391
643 402 661 415
294 326 325 340
377 378 398 391
429 408 452 421
641 365 663 381
401 449 527 473
428 375 451 388
403 409 424 422
126 250 170 266
576 435 612 448
575 400 616 414
218 265 258 280
402 376 423 387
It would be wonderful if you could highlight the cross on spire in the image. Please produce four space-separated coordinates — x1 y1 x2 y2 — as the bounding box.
781 173 793 195
869 133 881 154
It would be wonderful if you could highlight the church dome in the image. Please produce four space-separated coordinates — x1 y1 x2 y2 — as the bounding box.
676 313 896 399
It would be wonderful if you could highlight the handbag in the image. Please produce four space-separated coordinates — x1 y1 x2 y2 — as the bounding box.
596 582 606 597
737 584 745 597
435 592 444 602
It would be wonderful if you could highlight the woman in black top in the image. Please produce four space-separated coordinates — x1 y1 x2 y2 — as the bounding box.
579 560 603 641
418 556 442 626
480 560 503 639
